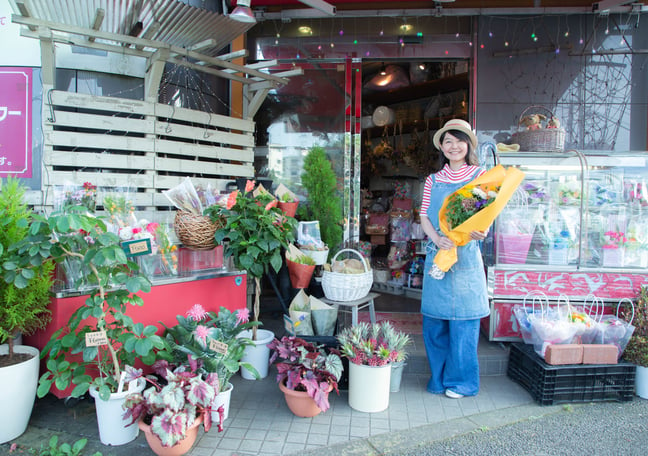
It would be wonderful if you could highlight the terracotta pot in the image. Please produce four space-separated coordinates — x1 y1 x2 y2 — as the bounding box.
138 415 203 456
278 379 332 417
278 201 298 218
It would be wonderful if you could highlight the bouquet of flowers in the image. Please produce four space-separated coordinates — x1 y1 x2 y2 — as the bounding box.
55 181 97 213
602 230 627 249
432 165 525 277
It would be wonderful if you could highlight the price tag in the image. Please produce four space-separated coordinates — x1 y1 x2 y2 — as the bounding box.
85 330 108 347
121 238 152 257
209 340 228 355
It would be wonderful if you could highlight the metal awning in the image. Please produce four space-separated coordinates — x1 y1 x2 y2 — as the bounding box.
9 0 253 57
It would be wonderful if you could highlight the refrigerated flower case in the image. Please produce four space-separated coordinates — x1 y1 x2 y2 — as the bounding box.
483 150 648 341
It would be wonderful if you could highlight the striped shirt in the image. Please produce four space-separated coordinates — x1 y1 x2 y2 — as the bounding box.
420 164 486 217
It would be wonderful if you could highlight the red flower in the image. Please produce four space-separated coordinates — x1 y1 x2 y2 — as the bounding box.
245 180 255 193
265 200 277 211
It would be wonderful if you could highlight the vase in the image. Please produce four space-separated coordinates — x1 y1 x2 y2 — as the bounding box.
548 247 569 265
211 382 233 422
603 247 625 267
238 329 275 380
496 233 533 264
347 362 391 413
0 345 39 444
279 379 332 417
89 377 146 446
138 415 202 456
636 365 648 399
390 361 407 393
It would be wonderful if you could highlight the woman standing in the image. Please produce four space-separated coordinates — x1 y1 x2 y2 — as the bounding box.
419 119 489 399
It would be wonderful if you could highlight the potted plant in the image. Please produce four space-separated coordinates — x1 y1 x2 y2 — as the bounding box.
277 192 299 218
122 360 219 455
623 286 648 398
337 321 404 413
3 204 165 446
297 146 344 261
206 180 296 379
285 244 316 289
268 336 343 417
157 303 260 421
0 177 56 444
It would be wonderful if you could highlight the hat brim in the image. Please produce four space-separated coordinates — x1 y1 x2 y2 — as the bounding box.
433 124 478 150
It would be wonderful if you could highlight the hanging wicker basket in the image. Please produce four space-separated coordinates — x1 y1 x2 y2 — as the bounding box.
511 105 565 153
174 211 225 251
322 249 373 302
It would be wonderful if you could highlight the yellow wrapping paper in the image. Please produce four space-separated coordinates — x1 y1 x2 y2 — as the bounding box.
434 165 526 272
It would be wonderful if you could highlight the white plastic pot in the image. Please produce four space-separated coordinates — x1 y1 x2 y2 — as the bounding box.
89 378 145 446
0 345 39 444
348 362 391 413
238 329 275 380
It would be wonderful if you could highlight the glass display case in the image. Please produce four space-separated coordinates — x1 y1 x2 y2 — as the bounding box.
490 150 648 270
482 150 648 341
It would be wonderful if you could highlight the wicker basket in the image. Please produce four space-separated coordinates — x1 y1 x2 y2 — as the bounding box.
512 105 565 153
322 249 373 302
174 211 224 251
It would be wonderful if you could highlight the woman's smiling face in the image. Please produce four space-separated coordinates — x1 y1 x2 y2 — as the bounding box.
440 131 468 168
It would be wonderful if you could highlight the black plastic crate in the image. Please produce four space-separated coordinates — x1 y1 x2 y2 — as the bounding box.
507 343 635 406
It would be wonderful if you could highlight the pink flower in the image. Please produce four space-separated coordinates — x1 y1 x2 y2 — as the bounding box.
245 180 255 193
146 222 160 234
226 191 239 210
194 325 210 343
265 200 277 211
235 307 250 325
187 303 208 321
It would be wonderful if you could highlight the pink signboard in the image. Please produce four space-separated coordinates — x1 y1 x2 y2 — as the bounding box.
0 67 32 177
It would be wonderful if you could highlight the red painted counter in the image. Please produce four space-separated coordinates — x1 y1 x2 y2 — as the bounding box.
24 270 247 398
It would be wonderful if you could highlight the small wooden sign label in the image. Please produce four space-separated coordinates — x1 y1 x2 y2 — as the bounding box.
121 238 152 257
85 330 108 347
209 340 228 355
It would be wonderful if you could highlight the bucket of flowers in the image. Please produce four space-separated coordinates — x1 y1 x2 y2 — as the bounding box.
336 321 408 413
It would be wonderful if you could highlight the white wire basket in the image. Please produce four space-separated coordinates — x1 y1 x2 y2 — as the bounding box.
321 249 373 302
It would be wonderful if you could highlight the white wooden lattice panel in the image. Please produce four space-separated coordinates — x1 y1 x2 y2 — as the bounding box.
40 90 255 211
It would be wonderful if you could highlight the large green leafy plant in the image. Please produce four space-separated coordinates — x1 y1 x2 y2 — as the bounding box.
158 304 261 388
205 181 296 339
3 205 164 400
0 177 55 362
298 146 343 256
623 286 648 367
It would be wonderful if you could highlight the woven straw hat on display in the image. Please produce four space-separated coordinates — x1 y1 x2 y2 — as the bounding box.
432 118 478 150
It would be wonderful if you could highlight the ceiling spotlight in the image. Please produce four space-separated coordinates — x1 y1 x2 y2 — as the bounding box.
230 0 256 24
379 63 387 76
298 26 313 35
400 23 413 33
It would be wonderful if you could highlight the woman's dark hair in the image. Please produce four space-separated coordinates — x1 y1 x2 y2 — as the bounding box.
438 129 479 166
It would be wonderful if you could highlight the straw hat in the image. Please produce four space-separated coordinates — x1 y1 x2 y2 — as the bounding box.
432 119 478 150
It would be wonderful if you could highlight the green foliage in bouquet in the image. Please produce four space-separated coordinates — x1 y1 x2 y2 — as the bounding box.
623 286 648 367
0 177 55 360
298 146 343 255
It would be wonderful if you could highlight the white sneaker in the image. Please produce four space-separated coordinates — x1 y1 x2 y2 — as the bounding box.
445 389 464 399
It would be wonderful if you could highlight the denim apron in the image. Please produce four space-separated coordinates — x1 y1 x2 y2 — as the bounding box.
421 170 489 320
